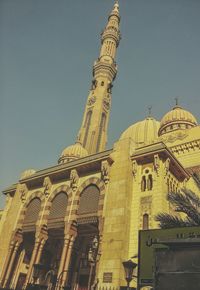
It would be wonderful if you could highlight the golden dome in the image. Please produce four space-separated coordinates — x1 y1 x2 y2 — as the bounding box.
120 117 160 147
159 105 198 136
58 142 88 164
20 169 36 179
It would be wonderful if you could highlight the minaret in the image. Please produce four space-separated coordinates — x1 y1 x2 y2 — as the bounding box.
77 1 121 154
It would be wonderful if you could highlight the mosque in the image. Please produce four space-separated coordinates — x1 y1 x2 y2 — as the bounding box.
0 1 200 290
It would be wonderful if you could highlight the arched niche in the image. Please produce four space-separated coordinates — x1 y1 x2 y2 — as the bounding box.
47 192 68 227
77 185 100 215
23 197 41 229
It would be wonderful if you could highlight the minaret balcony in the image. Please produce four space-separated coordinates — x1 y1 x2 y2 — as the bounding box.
93 61 117 81
101 30 120 46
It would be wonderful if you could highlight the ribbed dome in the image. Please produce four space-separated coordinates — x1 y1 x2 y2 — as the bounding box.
58 142 88 164
20 169 36 179
159 106 198 136
120 117 160 147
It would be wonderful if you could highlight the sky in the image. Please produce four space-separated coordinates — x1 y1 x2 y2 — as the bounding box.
0 0 200 208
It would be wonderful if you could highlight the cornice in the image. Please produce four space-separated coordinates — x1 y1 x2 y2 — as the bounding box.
18 149 113 189
2 183 18 196
131 142 189 181
170 139 200 155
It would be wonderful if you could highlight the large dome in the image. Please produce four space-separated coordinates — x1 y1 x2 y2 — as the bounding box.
159 105 198 136
120 117 160 147
58 142 88 164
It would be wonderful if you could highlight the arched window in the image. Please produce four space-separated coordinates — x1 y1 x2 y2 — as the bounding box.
147 174 153 191
83 111 92 147
24 198 41 225
48 192 68 223
77 185 100 215
141 176 146 192
96 113 106 152
143 214 149 230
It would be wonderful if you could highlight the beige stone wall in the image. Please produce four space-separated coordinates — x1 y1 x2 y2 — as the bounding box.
97 138 133 287
0 186 22 272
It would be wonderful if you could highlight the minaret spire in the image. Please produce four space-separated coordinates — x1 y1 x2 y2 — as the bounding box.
77 2 121 154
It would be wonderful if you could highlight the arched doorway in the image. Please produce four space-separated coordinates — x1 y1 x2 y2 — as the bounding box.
68 185 100 290
38 192 68 288
10 198 42 289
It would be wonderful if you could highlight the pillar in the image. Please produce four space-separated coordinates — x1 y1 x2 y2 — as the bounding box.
24 227 48 288
56 234 70 289
60 235 76 288
24 237 41 286
2 242 20 288
0 241 15 286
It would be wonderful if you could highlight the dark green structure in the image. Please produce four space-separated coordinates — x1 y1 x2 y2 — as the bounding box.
138 226 200 290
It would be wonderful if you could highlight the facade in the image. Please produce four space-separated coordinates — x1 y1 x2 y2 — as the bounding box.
0 2 200 290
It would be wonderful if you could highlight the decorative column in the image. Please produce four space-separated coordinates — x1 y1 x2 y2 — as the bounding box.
60 235 76 288
24 225 48 287
3 242 21 288
56 234 70 289
56 221 77 289
0 229 23 288
0 242 15 286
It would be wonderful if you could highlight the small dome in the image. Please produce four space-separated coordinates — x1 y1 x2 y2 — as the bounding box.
20 169 36 179
120 117 160 147
58 142 88 164
159 105 198 136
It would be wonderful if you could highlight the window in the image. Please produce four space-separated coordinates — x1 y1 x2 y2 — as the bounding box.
143 214 149 230
83 111 92 147
141 168 153 192
141 176 146 192
78 185 100 215
96 113 106 152
48 192 68 221
147 174 153 191
24 198 41 224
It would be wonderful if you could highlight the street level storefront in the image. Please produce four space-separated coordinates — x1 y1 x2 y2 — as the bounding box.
138 226 200 290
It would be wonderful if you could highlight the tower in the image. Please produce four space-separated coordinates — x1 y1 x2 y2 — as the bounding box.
77 1 121 154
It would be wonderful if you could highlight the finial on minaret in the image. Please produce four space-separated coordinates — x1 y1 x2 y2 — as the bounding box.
175 97 179 106
111 0 120 15
148 106 152 117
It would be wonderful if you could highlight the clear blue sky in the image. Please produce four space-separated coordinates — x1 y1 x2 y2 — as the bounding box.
1 0 200 208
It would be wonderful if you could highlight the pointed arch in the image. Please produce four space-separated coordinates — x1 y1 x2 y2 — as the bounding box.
17 191 45 229
70 177 106 221
42 185 73 225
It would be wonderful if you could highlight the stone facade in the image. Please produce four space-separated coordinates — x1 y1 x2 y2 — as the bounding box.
0 2 200 290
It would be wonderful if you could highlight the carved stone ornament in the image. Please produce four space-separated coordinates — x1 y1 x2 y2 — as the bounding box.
165 158 170 176
161 131 188 144
103 98 110 110
43 176 52 198
101 160 110 184
107 82 113 93
19 183 28 203
132 160 137 178
91 79 97 90
70 169 79 191
87 95 96 106
154 154 160 175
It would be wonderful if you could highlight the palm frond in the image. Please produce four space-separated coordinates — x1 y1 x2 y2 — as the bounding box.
155 213 192 229
155 189 200 229
167 190 200 225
